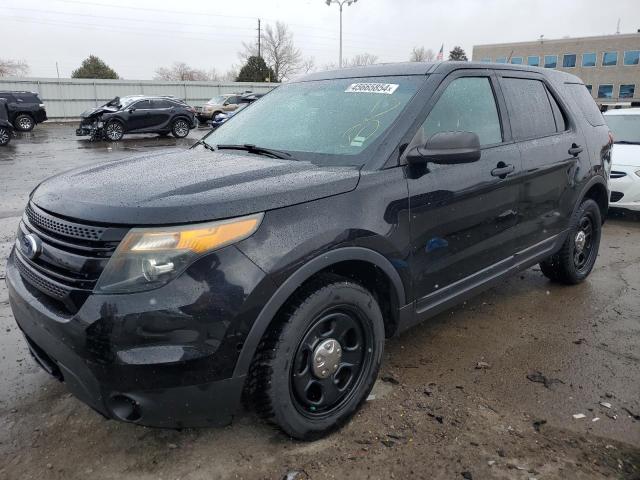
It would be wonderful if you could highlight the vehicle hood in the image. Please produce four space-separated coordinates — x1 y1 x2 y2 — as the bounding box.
80 105 119 119
611 144 640 167
31 148 361 225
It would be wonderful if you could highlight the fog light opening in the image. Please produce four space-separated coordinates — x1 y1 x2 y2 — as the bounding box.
109 395 142 422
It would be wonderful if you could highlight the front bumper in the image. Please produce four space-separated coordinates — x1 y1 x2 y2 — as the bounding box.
6 244 271 428
610 165 640 211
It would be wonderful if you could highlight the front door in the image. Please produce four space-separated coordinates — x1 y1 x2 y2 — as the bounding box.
126 99 152 131
406 72 522 310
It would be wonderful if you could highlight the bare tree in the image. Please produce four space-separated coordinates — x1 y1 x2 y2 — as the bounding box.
409 46 435 62
345 53 379 67
0 59 30 77
154 62 211 81
300 57 316 74
240 21 302 81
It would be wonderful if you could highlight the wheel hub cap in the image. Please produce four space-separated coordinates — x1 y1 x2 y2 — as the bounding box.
575 230 586 253
312 338 342 379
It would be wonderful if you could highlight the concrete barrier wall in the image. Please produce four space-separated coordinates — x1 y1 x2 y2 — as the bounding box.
0 77 277 119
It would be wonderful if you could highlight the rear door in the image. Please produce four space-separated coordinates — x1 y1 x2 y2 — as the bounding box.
148 99 174 129
498 73 585 251
407 70 522 308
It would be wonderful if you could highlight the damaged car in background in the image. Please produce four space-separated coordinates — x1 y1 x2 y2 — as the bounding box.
76 95 197 141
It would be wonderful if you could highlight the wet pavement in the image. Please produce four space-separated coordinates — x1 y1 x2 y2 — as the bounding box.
0 124 639 479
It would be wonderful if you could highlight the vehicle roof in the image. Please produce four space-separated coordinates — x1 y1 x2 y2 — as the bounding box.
603 107 640 116
0 90 39 95
294 61 583 84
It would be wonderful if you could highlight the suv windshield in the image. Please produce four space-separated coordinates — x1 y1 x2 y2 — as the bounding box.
606 114 640 144
203 76 425 165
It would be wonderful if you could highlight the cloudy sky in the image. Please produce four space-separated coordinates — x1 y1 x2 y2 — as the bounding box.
2 0 639 79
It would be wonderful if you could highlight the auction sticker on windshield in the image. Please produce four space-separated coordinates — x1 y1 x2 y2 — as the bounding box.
345 83 399 94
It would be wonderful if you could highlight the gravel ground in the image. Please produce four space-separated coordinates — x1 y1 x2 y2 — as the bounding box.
0 124 639 480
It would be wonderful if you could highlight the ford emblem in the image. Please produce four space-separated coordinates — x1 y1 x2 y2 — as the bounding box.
21 234 42 260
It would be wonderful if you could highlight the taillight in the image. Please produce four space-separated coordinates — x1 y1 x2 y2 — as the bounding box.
608 131 614 145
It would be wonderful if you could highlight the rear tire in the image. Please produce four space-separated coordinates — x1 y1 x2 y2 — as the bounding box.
539 198 602 284
0 127 11 146
171 119 190 138
246 274 385 440
14 114 34 132
104 120 124 141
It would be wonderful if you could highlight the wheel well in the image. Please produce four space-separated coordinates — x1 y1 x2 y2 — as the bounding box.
582 182 608 222
309 260 400 338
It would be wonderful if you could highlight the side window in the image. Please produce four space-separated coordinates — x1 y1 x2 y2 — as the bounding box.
132 100 150 109
151 99 171 109
565 83 605 127
501 77 557 140
421 77 502 146
546 90 567 132
227 96 240 105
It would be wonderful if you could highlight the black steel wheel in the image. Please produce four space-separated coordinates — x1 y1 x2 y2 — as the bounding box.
0 127 11 146
540 198 602 284
246 274 385 440
290 307 371 417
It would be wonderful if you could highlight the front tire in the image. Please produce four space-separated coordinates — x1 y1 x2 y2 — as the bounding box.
171 119 190 138
14 114 34 132
539 198 602 284
246 274 385 440
0 127 11 146
104 121 124 141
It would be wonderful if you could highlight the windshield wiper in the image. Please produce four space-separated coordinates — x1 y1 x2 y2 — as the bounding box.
216 144 293 160
191 139 216 151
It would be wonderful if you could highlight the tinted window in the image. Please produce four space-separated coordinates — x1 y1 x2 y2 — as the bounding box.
501 77 557 139
624 51 640 66
131 99 151 109
14 93 39 103
546 90 567 132
226 96 240 105
598 85 613 99
544 55 557 68
619 84 635 99
585 84 593 94
582 53 596 67
0 93 15 102
562 54 576 68
566 83 605 127
421 77 502 146
151 99 172 108
602 52 617 66
527 56 540 66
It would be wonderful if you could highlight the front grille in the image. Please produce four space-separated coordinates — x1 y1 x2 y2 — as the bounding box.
15 203 129 313
610 191 624 203
610 171 627 179
26 203 105 240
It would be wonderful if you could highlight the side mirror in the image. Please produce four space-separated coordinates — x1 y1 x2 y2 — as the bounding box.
128 108 135 113
406 131 481 166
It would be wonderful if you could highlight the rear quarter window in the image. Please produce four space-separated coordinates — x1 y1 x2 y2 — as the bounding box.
565 83 605 127
14 93 39 103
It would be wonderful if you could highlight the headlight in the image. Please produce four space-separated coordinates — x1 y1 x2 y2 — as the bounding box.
95 213 263 293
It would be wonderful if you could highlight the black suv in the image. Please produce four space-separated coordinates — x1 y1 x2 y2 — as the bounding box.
0 91 48 131
6 62 611 440
76 95 197 141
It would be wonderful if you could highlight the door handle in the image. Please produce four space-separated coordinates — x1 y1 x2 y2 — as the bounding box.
568 144 583 157
491 163 515 178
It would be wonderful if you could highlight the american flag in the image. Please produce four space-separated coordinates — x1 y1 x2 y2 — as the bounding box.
436 44 444 61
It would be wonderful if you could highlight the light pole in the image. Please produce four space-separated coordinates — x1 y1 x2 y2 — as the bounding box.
325 0 358 68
